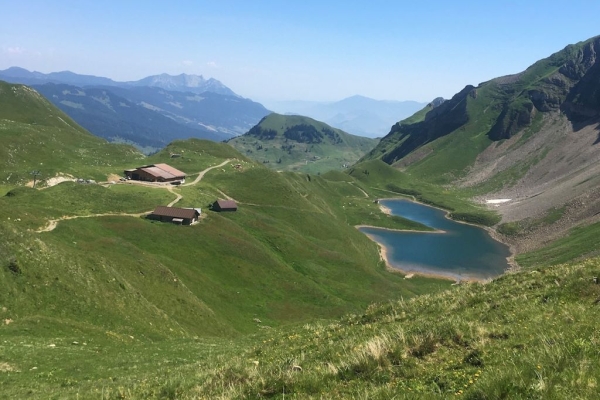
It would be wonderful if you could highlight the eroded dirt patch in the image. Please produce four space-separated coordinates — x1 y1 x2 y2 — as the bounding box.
0 362 18 372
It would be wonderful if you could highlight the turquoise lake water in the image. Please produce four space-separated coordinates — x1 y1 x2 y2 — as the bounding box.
359 199 511 280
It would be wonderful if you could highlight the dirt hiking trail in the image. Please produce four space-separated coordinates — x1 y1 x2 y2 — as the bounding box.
36 160 232 233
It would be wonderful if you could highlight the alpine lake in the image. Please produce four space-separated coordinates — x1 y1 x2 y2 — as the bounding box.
359 199 512 281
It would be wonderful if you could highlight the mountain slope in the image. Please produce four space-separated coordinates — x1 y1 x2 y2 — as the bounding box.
362 36 600 252
0 84 445 342
2 80 600 398
0 68 271 142
228 113 378 173
32 83 225 152
0 80 143 184
158 256 600 399
99 85 270 136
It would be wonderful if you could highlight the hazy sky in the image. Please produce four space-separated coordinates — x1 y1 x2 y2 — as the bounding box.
2 1 599 103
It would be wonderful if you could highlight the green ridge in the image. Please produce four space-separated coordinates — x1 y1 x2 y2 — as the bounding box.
362 35 600 184
228 113 377 174
0 81 143 184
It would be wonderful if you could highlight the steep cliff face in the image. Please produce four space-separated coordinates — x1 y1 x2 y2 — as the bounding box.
364 86 472 165
365 36 600 164
489 37 599 139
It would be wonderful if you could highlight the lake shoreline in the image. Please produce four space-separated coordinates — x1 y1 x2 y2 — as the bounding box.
373 201 445 233
361 197 517 281
355 224 446 234
361 230 485 283
378 197 518 268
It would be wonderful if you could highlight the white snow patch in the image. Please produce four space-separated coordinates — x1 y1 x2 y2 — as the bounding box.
486 199 511 204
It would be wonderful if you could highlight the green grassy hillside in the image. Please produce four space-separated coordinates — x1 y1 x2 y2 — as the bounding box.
347 159 501 226
0 117 455 397
1 150 448 337
0 81 143 184
228 113 377 174
3 78 600 398
1 81 446 340
3 251 598 398
168 256 600 399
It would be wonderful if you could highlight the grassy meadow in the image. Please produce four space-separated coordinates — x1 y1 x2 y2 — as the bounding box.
3 253 599 398
0 137 455 397
2 80 600 398
3 133 600 397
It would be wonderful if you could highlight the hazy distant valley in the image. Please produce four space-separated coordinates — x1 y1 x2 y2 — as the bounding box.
264 95 427 138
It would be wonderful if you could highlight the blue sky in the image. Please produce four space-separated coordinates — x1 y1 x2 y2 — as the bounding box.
1 1 599 102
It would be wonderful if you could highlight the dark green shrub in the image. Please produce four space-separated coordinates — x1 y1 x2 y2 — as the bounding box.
7 256 21 274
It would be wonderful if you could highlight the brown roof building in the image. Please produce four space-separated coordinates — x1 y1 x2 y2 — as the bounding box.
147 206 200 225
124 163 186 183
212 199 238 212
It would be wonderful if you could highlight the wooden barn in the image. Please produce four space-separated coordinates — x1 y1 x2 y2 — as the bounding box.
212 199 238 212
147 206 200 225
124 163 186 183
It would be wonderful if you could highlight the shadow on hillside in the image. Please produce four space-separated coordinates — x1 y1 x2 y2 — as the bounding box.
591 117 600 145
568 115 600 145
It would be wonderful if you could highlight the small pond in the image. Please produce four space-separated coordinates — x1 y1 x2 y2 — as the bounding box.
359 199 512 281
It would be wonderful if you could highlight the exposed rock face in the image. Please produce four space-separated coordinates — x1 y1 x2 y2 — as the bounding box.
429 97 446 108
377 86 472 164
489 37 600 140
366 36 600 164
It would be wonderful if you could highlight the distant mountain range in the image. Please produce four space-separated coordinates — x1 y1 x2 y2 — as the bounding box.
0 67 427 152
228 113 377 173
127 73 237 97
264 95 427 138
32 83 226 152
0 67 271 152
0 67 236 96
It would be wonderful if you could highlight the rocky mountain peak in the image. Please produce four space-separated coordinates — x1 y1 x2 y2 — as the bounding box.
428 97 446 108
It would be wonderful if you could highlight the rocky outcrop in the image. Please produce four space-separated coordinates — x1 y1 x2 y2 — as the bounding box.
488 100 536 141
429 97 446 108
489 37 600 140
377 87 473 164
364 35 600 165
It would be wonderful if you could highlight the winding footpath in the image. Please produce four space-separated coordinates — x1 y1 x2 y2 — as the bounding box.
182 159 231 186
36 212 147 233
166 186 183 207
36 159 232 233
349 182 369 198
